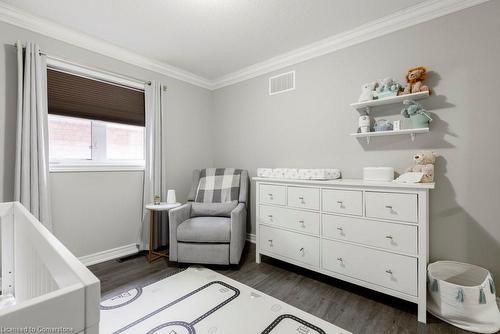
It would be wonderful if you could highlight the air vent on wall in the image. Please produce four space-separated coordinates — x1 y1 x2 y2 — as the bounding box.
269 70 295 95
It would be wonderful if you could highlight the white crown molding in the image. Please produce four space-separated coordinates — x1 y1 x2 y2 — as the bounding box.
211 0 491 89
0 2 212 89
0 0 490 91
78 243 138 266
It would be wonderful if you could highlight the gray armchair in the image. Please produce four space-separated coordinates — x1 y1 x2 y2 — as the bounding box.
169 168 248 265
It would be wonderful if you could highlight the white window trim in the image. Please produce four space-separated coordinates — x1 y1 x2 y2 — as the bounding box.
49 162 145 173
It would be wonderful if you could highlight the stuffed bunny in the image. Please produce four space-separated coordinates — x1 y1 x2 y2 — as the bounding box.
358 81 378 102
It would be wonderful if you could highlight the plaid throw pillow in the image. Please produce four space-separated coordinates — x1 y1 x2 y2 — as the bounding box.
195 168 242 203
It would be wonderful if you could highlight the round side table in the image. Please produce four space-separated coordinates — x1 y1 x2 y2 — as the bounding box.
145 202 181 262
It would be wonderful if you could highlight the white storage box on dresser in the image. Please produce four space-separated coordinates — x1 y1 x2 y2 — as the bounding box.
254 177 434 323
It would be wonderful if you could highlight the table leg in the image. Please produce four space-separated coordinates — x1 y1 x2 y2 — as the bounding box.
146 208 170 263
148 210 153 263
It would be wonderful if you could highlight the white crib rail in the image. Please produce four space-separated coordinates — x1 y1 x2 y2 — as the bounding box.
0 202 100 333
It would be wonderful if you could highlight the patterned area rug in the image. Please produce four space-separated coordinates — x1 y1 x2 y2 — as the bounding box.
100 267 350 334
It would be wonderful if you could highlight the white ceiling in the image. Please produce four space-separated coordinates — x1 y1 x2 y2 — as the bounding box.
3 0 427 80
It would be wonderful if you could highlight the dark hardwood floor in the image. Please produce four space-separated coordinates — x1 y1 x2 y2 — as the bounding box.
89 243 475 334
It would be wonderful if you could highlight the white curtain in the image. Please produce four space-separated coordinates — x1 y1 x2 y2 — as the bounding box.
14 41 52 231
140 81 167 250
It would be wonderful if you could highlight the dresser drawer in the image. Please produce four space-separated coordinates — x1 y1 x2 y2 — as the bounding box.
260 225 319 267
287 186 320 210
365 192 417 223
259 184 286 205
322 239 417 296
259 205 320 235
322 189 362 216
322 214 417 255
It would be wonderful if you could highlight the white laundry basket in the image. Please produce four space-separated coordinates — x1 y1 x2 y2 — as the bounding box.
428 261 500 333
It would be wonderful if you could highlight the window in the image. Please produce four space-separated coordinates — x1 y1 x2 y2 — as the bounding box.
48 115 144 169
48 115 92 161
106 122 145 161
46 68 146 171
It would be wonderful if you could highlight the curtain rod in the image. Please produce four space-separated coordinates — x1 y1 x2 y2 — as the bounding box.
11 42 167 90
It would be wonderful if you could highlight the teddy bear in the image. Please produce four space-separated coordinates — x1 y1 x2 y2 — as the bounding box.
402 66 430 95
406 151 438 183
358 81 378 102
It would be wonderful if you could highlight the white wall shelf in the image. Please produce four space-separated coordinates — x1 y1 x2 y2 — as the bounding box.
350 127 429 144
351 91 429 114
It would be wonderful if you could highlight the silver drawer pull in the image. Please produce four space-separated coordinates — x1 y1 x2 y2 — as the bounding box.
267 215 273 219
385 205 396 214
385 269 393 274
268 239 273 247
337 257 343 262
299 247 305 257
268 193 274 198
299 220 305 226
337 200 343 204
298 196 304 200
337 227 343 231
385 235 393 239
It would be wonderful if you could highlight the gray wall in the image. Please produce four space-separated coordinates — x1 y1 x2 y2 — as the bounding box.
50 172 144 257
1 1 499 292
0 22 214 257
213 1 500 289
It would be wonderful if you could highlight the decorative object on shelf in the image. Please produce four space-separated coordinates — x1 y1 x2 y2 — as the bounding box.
358 81 378 102
400 117 414 130
256 168 341 180
153 195 161 205
358 115 371 133
374 77 403 99
374 119 393 132
166 189 177 204
363 167 394 182
401 100 433 128
393 120 401 131
405 151 438 183
402 66 431 95
427 261 500 333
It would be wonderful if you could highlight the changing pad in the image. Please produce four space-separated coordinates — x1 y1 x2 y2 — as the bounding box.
257 168 341 180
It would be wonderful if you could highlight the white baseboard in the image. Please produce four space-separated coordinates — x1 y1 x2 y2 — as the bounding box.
246 233 256 244
78 243 138 266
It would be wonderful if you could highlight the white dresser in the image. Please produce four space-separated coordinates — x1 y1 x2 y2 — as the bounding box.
254 177 434 323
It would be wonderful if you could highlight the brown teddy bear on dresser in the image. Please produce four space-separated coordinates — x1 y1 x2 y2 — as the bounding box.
402 66 430 95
